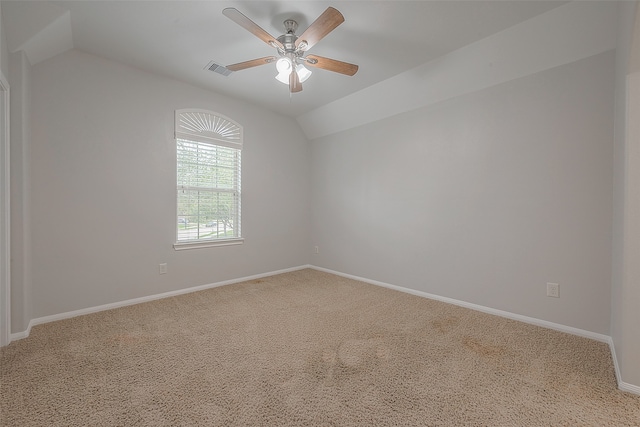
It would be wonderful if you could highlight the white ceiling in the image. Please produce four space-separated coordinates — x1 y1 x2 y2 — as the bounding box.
2 1 567 118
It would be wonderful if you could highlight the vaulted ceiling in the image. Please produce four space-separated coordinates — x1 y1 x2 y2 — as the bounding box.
2 1 568 119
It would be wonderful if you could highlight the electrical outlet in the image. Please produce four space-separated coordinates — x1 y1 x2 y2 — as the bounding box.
159 263 167 275
546 282 559 298
314 246 319 254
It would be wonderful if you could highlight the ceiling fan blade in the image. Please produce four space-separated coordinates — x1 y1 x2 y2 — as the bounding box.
305 55 359 76
290 70 302 93
222 8 284 50
295 7 344 51
226 56 277 72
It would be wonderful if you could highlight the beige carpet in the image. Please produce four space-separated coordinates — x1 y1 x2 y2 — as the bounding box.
1 269 639 426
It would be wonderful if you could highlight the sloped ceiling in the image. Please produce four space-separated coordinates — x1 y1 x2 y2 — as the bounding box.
1 1 618 138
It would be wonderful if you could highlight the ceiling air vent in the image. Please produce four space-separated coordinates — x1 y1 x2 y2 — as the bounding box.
204 61 233 77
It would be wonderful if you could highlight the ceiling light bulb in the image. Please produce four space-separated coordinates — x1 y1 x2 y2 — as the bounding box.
275 72 290 85
275 57 293 85
276 57 291 74
296 64 312 83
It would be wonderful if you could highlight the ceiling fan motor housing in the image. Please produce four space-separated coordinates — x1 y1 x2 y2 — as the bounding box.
277 31 304 67
277 19 310 65
277 33 298 53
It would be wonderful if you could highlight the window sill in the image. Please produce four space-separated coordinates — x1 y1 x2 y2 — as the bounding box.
173 238 244 251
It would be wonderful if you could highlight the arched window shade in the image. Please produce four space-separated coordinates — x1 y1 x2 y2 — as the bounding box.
175 109 242 150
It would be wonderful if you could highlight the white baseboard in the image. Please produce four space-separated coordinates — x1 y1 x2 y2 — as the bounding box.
9 326 31 342
619 380 640 395
309 265 639 396
9 264 312 343
607 337 640 395
310 266 609 342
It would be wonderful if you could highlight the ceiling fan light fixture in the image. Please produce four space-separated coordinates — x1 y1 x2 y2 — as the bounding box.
275 57 293 84
275 71 290 85
276 57 292 74
223 7 357 92
296 64 312 83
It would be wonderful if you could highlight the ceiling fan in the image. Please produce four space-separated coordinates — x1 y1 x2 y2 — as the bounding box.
222 7 359 93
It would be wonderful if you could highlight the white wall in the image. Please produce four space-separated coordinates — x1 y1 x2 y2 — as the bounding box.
311 50 615 335
8 50 31 334
0 2 10 346
29 49 310 319
617 69 640 389
0 4 8 78
612 0 640 392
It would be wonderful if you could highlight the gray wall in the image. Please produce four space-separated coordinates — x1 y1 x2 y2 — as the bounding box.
29 49 310 319
310 51 615 335
0 4 7 78
8 50 32 333
612 0 640 390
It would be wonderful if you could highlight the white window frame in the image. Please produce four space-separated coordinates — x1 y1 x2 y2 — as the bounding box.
173 109 243 250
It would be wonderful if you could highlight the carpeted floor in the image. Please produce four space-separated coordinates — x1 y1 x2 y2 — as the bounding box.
1 269 639 426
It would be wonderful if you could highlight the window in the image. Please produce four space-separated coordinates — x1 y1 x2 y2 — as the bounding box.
174 109 242 249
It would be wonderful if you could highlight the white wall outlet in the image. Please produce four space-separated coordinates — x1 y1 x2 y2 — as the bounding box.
314 246 319 254
546 282 559 298
159 263 167 275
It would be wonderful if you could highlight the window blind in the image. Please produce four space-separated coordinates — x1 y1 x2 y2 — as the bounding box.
176 110 242 243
